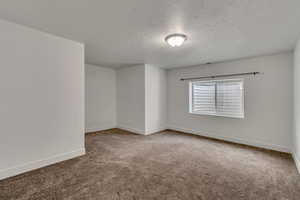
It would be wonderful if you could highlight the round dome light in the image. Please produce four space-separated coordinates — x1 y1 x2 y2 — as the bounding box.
165 33 187 47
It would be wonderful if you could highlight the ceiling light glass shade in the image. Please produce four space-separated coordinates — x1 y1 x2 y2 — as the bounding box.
165 34 187 47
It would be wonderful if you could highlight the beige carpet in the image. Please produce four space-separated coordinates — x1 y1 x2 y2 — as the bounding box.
0 129 300 200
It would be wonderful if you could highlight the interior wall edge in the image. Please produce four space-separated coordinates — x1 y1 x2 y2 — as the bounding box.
0 148 85 181
292 152 300 174
167 125 291 153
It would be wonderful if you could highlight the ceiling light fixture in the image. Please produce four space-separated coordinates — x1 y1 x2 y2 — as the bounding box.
165 33 187 47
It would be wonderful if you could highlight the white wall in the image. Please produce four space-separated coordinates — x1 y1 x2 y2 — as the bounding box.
0 19 85 180
167 52 293 152
117 65 146 134
145 65 167 134
293 38 300 171
85 64 116 132
116 64 167 135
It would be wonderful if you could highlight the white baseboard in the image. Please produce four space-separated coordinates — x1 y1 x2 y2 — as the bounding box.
145 127 166 135
116 125 146 135
167 125 290 153
292 152 300 174
85 124 116 133
0 148 85 180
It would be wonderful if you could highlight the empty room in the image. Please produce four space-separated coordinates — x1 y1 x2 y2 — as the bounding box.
0 1 300 200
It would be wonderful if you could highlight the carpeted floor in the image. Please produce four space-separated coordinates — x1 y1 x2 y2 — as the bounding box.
0 129 300 200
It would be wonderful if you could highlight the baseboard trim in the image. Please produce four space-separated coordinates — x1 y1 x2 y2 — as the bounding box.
145 127 166 135
85 124 116 133
167 125 290 153
292 152 300 174
0 148 86 181
117 125 166 136
116 125 146 135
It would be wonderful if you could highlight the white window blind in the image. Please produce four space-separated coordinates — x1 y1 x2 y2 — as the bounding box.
189 79 244 118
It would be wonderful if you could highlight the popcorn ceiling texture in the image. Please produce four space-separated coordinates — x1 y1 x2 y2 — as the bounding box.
0 129 299 200
0 1 299 68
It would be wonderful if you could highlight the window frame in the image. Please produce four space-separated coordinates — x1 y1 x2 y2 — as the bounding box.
189 79 245 119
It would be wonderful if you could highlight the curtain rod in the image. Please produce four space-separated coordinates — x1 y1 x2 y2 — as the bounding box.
180 72 260 81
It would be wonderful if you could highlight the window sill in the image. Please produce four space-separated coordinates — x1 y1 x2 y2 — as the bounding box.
189 111 244 119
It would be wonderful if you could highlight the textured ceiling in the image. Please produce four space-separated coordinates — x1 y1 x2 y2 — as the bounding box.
0 0 299 69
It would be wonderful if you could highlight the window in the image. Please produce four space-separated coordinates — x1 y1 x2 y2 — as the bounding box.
189 79 244 118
